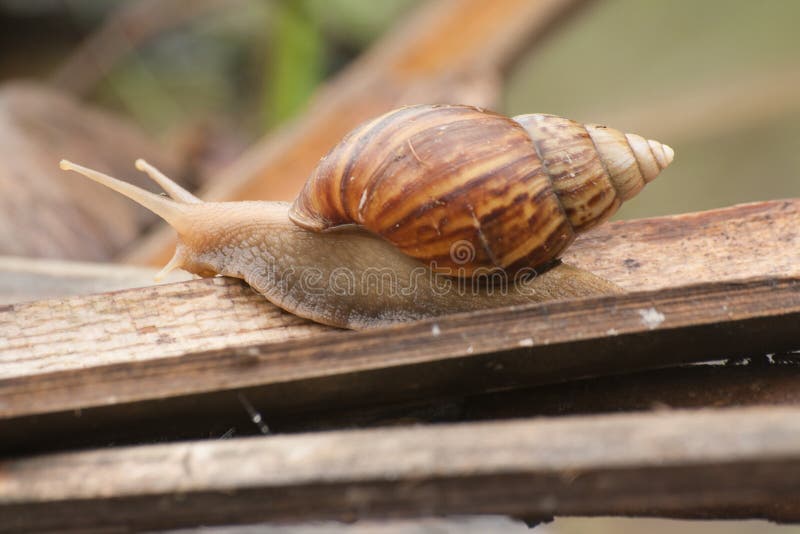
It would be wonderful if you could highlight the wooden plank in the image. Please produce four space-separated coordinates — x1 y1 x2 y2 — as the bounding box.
0 276 329 379
3 407 800 531
566 198 800 291
124 0 591 266
3 199 797 378
1 276 798 454
1 200 797 452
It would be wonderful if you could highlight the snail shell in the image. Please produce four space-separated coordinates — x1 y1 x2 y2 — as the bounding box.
289 104 673 276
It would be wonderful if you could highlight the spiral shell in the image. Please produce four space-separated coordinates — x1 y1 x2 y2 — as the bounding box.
289 104 673 276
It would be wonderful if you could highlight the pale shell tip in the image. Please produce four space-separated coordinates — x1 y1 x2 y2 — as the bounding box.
646 139 675 170
662 144 675 167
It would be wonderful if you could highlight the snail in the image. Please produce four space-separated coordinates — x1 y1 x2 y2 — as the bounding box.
60 104 673 329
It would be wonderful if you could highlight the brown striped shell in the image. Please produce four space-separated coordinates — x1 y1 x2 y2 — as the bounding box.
289 104 673 276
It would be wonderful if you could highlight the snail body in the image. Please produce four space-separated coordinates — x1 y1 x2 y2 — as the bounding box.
60 105 673 329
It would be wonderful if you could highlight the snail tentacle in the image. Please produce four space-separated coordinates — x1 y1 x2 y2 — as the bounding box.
135 158 201 204
60 160 191 232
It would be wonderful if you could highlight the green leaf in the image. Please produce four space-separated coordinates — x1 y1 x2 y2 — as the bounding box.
262 0 324 128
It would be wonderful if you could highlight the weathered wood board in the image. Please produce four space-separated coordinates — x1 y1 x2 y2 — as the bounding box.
0 200 797 452
3 199 798 378
3 407 800 531
566 198 800 291
1 275 797 453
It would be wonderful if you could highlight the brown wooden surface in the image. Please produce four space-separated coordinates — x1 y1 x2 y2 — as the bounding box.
565 198 800 291
1 199 797 452
1 275 798 453
2 199 797 378
124 0 591 266
3 406 800 531
0 81 182 261
0 276 329 380
14 333 800 454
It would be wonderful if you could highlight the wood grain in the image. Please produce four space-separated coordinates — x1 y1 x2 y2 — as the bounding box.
124 0 591 266
2 199 796 379
1 200 797 452
0 276 329 379
566 198 800 291
1 276 797 453
3 407 800 531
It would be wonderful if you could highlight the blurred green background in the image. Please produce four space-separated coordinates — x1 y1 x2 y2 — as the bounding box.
2 0 797 219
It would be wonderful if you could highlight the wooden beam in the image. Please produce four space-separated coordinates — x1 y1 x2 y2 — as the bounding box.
565 198 800 292
1 276 798 453
4 199 797 378
3 407 800 531
0 276 330 379
1 200 797 452
124 0 591 266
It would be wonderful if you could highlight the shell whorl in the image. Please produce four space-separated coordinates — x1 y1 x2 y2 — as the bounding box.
512 113 674 232
289 104 673 276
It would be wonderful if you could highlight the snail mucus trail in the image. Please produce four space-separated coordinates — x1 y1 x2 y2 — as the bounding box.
60 104 673 329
